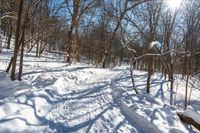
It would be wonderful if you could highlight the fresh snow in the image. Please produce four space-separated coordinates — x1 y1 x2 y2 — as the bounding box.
0 47 199 132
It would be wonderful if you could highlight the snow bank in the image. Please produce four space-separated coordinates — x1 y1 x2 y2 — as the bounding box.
118 101 162 133
113 90 190 133
183 106 200 124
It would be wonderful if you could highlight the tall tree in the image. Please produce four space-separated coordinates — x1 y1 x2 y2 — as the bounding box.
65 0 96 64
10 0 23 80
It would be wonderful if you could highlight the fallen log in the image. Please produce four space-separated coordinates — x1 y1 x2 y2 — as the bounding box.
178 113 200 131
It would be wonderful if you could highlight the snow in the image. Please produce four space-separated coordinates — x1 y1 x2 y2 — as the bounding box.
114 96 163 133
113 90 190 133
183 106 200 124
0 72 31 99
149 41 161 49
0 43 199 132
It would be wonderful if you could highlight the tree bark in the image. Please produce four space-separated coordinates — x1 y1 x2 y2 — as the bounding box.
10 0 23 80
7 18 12 49
169 62 174 105
18 23 25 81
66 0 80 64
147 56 153 93
130 64 139 94
184 55 190 109
6 57 13 73
36 40 39 57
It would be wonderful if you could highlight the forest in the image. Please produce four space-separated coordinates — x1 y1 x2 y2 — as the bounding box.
0 0 200 132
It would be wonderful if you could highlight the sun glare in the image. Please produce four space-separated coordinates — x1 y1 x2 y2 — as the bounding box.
166 0 182 10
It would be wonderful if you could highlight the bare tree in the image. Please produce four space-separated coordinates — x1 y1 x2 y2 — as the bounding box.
65 0 96 64
101 0 154 68
10 0 23 80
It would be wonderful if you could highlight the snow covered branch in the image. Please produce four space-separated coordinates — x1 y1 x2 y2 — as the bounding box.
0 12 17 21
1 15 17 20
134 49 191 61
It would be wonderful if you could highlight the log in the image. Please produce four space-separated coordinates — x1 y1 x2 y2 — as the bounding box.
178 114 200 131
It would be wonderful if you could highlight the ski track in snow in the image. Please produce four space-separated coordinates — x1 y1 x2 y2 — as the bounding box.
0 50 199 133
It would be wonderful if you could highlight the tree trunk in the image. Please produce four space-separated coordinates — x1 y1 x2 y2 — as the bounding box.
7 18 12 49
36 41 39 57
10 0 23 80
195 55 199 72
130 64 139 94
147 56 153 93
0 35 2 53
66 0 80 64
67 28 73 63
169 64 174 105
6 57 13 73
102 47 110 68
18 23 26 81
39 39 43 57
28 39 39 53
184 55 190 109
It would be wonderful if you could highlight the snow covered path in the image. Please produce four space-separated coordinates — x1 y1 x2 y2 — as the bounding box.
0 53 136 132
0 51 198 132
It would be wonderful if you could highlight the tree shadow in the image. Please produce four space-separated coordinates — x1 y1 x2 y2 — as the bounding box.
31 76 57 88
152 78 168 102
22 66 91 76
0 72 31 100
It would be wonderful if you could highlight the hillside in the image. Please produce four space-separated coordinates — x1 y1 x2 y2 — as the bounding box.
0 47 199 133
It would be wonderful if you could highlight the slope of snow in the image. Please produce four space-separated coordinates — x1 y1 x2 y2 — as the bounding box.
0 48 199 132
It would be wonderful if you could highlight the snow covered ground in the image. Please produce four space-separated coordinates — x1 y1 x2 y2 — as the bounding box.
0 48 199 133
